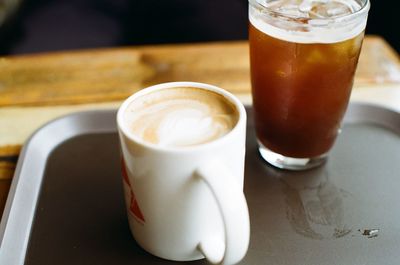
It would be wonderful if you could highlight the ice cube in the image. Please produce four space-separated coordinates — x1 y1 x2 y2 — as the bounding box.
264 0 355 19
299 0 328 13
266 0 305 17
326 1 353 16
306 49 326 64
309 1 353 18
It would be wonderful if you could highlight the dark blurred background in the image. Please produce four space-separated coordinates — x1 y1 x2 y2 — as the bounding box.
0 0 398 55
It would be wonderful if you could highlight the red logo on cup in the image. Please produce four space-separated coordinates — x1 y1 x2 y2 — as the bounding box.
121 159 145 223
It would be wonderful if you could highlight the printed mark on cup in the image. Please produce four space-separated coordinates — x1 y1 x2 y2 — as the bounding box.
122 159 145 224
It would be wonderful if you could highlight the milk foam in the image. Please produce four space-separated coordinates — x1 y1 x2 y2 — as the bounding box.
124 87 238 147
249 0 369 43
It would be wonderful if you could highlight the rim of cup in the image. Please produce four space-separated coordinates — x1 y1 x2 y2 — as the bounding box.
117 81 246 153
248 0 370 23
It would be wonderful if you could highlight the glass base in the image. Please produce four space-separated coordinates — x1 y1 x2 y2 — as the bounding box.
258 142 327 171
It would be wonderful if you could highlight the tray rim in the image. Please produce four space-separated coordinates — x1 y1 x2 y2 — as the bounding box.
0 109 117 264
1 102 399 264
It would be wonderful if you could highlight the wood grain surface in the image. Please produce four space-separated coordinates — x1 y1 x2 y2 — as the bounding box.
0 37 399 109
0 36 399 215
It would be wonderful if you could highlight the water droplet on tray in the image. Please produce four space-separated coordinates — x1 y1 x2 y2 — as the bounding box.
359 228 379 238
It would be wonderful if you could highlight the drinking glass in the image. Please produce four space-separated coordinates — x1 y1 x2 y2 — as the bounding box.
249 0 370 170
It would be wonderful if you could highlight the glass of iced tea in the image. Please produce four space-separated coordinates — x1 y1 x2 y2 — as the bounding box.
249 0 370 170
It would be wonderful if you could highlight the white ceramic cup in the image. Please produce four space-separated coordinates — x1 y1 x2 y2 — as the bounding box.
117 82 250 265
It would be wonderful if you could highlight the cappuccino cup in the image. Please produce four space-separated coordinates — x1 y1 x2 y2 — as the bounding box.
117 82 250 265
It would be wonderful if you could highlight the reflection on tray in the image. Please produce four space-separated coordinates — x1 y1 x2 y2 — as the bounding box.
282 169 352 240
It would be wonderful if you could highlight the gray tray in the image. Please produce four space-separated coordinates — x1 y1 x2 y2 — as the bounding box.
1 103 400 265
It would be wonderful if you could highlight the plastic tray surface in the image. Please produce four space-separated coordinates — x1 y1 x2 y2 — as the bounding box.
1 103 400 265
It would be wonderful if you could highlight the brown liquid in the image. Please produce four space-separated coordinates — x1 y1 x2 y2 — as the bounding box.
249 23 364 157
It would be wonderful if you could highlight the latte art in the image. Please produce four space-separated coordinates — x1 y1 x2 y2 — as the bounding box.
124 87 238 147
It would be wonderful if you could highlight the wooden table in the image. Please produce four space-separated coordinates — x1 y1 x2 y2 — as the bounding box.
1 36 400 217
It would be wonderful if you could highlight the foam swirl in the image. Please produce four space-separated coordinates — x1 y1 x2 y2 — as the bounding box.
124 87 238 147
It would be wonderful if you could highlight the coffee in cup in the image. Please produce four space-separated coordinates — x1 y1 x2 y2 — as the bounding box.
117 82 250 265
123 87 239 147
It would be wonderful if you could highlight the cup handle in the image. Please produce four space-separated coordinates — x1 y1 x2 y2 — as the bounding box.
195 160 250 265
